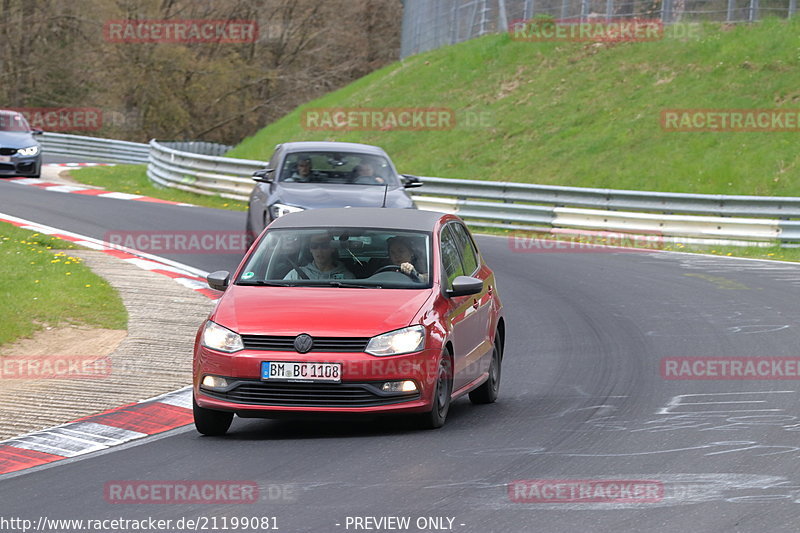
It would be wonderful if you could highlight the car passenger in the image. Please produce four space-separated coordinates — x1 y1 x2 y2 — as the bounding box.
284 233 356 280
388 236 428 282
351 163 385 185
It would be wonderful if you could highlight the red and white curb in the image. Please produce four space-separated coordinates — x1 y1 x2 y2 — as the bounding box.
44 163 117 167
0 388 192 475
0 213 219 300
0 213 223 475
6 177 196 207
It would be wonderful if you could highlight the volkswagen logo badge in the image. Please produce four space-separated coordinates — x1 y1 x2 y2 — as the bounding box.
294 334 313 353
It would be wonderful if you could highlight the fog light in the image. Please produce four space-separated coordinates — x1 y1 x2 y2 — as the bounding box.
202 375 229 390
381 380 418 393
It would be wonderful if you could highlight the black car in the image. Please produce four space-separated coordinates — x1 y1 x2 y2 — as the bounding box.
0 110 42 179
245 141 421 246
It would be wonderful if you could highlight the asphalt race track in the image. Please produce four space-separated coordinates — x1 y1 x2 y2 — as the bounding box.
3 176 800 533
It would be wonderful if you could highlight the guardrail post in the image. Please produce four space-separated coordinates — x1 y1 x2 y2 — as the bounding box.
726 0 736 21
524 0 534 19
748 0 759 21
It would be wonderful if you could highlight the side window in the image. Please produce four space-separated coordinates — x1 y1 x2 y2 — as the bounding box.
450 223 479 275
440 226 465 290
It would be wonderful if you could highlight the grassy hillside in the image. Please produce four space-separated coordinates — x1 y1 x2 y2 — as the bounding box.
228 18 800 197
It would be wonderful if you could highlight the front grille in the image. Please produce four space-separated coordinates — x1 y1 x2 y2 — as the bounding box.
241 335 369 352
0 163 14 171
204 380 418 408
0 148 17 156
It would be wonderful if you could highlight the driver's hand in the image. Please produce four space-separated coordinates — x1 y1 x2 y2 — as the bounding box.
399 262 416 275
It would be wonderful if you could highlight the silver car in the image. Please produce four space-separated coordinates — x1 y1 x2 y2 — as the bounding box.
0 110 42 179
245 141 422 247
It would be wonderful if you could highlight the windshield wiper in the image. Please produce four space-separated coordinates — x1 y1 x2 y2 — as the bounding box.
236 280 295 286
325 281 381 288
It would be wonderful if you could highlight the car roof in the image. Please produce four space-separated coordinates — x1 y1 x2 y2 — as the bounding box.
278 141 388 156
269 208 448 231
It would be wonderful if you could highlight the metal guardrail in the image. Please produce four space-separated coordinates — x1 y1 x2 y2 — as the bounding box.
159 141 233 157
147 139 263 202
40 132 149 164
417 177 800 218
142 139 800 244
37 132 800 245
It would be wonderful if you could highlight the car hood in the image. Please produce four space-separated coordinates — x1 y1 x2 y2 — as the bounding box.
212 285 434 338
275 183 414 209
0 131 37 149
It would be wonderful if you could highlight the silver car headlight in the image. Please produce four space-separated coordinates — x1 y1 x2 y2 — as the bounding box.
366 325 425 356
201 321 243 353
17 145 39 156
270 203 304 219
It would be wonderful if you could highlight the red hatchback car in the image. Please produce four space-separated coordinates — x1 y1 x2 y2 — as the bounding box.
193 208 505 435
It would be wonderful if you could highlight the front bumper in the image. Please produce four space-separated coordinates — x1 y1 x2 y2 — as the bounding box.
193 344 441 416
0 154 41 177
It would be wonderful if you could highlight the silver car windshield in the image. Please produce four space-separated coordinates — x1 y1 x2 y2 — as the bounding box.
0 113 31 132
237 228 431 288
279 151 398 186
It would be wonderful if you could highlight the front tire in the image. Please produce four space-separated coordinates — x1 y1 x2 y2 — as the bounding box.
420 354 452 429
193 396 233 436
469 337 502 405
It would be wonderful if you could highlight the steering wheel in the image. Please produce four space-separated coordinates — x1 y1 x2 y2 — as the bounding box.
373 264 420 281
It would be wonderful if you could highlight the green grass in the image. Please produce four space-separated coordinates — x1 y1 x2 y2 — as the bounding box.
662 242 800 262
0 223 127 347
227 18 800 197
70 165 248 211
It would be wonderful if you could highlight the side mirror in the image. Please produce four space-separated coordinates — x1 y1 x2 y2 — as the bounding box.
31 130 43 136
401 174 422 188
252 168 274 183
447 276 483 297
207 270 230 291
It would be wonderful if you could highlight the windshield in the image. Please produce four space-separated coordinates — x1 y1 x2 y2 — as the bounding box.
237 228 431 289
279 151 397 186
0 112 31 132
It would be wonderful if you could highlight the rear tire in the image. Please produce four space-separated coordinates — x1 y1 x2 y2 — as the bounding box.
469 337 502 405
420 354 452 429
193 396 233 436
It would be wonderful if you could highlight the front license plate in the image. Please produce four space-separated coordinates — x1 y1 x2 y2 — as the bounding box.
261 361 341 383
0 156 9 163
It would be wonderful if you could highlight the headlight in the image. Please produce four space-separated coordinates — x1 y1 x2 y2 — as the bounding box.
270 203 304 219
201 321 243 353
17 145 39 156
366 325 425 356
